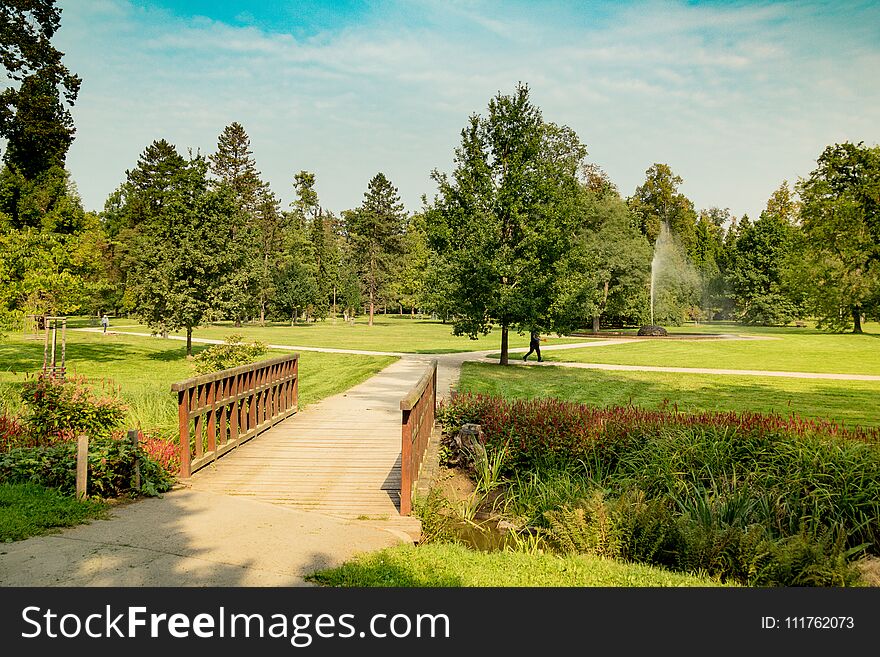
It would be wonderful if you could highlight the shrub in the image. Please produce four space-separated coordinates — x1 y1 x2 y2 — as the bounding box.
0 432 174 498
438 393 880 472
192 334 268 374
20 374 127 441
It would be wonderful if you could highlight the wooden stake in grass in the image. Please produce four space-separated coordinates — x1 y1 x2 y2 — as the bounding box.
128 429 141 492
76 435 88 500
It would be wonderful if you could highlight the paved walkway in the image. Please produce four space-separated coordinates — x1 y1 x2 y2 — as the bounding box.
0 489 407 586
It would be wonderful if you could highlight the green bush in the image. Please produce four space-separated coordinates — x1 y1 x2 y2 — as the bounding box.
192 334 268 374
20 374 126 441
539 483 860 586
0 434 174 498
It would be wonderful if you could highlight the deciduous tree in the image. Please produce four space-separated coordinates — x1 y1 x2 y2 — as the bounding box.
426 83 587 364
794 142 880 333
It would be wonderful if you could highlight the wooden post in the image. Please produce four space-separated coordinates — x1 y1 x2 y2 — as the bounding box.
60 318 66 379
128 429 141 492
179 390 191 478
76 435 88 499
400 410 412 516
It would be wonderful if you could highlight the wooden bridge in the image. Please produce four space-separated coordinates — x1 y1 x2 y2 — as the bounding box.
170 355 436 538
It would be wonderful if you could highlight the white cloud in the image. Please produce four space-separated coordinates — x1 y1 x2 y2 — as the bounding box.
54 0 880 221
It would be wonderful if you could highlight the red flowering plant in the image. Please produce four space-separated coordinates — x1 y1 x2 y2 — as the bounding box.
438 392 880 472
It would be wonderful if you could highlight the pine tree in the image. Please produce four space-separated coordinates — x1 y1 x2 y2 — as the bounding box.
0 0 81 178
208 122 263 213
344 173 406 326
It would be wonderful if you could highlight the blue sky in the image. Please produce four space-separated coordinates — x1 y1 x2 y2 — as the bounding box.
53 0 880 219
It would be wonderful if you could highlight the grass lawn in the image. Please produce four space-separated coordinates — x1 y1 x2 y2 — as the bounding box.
543 321 880 375
0 482 107 542
0 331 396 435
308 543 729 586
99 315 584 354
459 362 880 428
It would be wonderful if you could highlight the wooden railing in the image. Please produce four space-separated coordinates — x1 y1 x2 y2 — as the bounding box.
399 359 437 515
171 354 299 477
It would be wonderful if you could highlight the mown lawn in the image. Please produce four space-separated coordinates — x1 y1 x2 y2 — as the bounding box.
0 482 107 542
542 321 880 375
308 543 730 587
0 331 396 435
101 315 584 354
459 362 880 428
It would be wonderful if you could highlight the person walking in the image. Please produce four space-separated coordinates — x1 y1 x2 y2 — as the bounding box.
101 314 109 333
523 330 543 362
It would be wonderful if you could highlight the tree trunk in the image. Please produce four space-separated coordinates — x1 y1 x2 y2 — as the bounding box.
853 306 863 334
333 286 337 317
369 288 374 326
234 318 242 328
592 315 600 334
260 301 265 326
186 327 192 356
500 322 509 366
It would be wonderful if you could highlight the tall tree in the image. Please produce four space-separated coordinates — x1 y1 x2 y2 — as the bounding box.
795 142 880 333
1 0 80 177
551 194 651 333
693 207 730 319
208 123 270 324
426 83 587 364
123 141 243 354
344 173 406 326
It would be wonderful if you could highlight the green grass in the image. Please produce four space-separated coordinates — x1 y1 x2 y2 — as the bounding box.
308 543 729 587
0 482 107 542
459 362 880 427
106 315 583 354
0 331 396 435
543 321 880 375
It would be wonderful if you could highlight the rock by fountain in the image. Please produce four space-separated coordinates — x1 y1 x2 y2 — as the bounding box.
638 325 668 336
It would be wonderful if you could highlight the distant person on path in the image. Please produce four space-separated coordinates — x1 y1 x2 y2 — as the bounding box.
101 314 109 333
523 330 543 362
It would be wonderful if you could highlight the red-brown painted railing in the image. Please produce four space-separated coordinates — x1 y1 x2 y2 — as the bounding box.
171 354 299 477
399 359 437 515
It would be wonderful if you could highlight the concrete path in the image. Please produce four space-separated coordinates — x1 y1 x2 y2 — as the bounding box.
494 357 880 381
0 489 406 586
